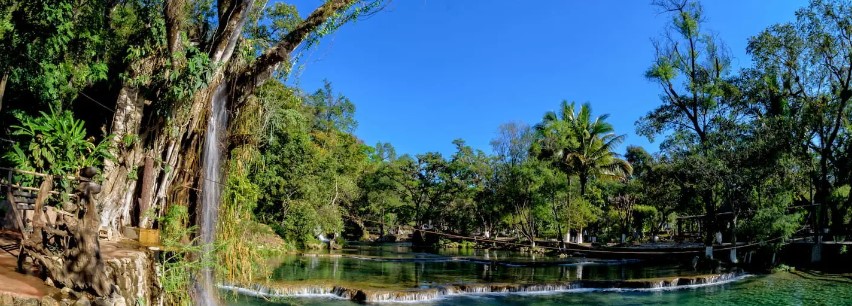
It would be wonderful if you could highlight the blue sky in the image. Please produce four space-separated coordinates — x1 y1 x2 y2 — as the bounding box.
284 0 806 157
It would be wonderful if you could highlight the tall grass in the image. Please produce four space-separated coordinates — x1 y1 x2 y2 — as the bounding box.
217 96 276 285
158 205 210 306
217 165 267 284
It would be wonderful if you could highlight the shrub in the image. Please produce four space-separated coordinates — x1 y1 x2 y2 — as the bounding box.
4 106 111 193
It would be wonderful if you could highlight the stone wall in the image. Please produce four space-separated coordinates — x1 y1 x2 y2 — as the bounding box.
102 248 163 306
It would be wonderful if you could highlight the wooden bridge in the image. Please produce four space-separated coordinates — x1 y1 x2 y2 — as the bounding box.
0 167 112 296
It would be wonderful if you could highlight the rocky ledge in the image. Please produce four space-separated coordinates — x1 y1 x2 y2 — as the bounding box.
222 271 746 303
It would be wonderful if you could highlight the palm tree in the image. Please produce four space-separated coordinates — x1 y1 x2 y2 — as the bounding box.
533 101 578 247
534 101 632 244
568 103 633 196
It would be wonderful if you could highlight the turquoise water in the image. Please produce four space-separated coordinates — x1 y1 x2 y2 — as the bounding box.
225 244 852 305
265 254 694 287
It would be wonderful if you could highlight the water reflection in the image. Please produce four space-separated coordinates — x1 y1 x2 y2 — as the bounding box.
226 244 852 306
268 243 708 290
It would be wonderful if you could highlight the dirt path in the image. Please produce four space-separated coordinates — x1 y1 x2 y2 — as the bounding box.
0 231 58 299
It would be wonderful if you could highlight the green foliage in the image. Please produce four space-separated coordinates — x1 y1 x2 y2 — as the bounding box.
772 264 795 273
159 205 205 306
355 142 411 235
740 192 804 250
530 100 631 242
121 134 137 148
1 0 112 105
638 0 732 143
250 81 363 247
1 0 833 270
218 165 277 283
306 80 358 133
305 1 387 48
566 196 601 230
163 45 214 102
632 205 659 234
645 57 677 81
438 239 476 249
4 107 112 185
246 2 303 53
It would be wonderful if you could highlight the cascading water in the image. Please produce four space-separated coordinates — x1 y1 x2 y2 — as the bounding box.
221 272 748 303
195 84 229 306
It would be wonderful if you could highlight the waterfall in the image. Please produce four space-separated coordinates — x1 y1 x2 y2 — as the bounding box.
195 84 229 306
221 272 749 303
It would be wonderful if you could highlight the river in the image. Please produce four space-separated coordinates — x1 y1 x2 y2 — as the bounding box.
223 243 852 305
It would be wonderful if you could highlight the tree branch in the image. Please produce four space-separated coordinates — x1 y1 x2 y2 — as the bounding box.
164 0 186 65
210 0 254 63
233 0 355 101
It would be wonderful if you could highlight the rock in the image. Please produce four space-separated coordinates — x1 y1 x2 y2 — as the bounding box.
0 294 13 305
72 297 90 306
17 297 39 306
93 294 126 306
60 287 72 297
121 227 139 240
44 277 54 287
102 248 162 305
40 296 60 306
113 297 127 306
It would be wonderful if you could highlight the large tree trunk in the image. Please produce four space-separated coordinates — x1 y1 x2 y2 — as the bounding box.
0 72 7 113
98 83 205 235
703 191 717 248
815 159 831 242
98 86 148 235
729 215 738 263
550 196 563 249
564 175 572 246
577 227 583 244
96 0 359 239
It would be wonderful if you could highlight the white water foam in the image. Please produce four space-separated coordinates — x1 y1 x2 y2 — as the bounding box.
221 273 751 304
591 274 753 292
218 284 347 299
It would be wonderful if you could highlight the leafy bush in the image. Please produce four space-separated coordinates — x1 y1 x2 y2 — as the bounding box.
739 193 803 251
632 204 659 236
4 106 112 179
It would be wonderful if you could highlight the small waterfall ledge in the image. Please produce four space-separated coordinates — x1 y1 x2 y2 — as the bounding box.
220 272 748 303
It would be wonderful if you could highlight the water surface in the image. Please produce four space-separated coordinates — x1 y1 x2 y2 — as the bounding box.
225 244 852 305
